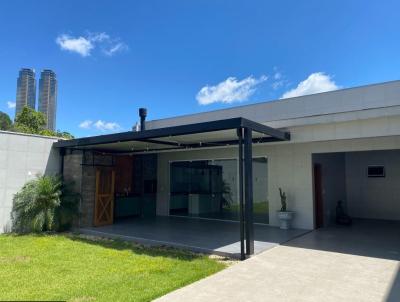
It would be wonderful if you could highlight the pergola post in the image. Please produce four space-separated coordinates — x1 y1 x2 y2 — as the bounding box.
237 128 245 260
244 127 254 255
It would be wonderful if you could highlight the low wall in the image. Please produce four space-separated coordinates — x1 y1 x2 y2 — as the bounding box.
0 131 60 233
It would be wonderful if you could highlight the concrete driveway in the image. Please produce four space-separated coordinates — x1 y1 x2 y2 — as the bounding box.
155 220 400 302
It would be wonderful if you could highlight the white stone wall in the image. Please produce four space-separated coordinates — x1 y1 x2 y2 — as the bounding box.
0 131 60 232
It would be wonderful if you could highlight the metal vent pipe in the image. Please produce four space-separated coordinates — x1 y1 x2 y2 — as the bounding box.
139 108 147 131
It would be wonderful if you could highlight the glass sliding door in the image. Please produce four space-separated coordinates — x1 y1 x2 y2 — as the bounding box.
213 159 239 220
169 157 269 224
253 157 269 224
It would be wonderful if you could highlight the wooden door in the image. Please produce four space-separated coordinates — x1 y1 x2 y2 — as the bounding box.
115 156 133 195
313 164 324 228
94 168 115 226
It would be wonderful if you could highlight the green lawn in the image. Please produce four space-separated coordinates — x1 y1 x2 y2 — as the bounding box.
0 234 227 302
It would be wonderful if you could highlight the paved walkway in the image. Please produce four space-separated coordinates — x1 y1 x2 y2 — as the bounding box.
155 220 400 302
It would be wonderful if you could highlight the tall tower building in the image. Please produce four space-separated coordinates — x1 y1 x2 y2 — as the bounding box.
15 68 36 118
38 69 57 131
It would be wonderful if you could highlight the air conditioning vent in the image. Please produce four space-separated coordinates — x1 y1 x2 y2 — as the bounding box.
367 165 385 177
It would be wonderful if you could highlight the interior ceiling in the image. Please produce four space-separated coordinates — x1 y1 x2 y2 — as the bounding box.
78 129 269 152
155 129 265 144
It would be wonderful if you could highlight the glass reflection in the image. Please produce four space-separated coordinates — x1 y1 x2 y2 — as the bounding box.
169 158 268 224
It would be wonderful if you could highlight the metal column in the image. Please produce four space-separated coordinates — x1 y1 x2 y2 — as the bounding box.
244 127 254 255
237 128 245 260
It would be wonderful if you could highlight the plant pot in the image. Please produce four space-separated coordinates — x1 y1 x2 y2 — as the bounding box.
277 211 295 230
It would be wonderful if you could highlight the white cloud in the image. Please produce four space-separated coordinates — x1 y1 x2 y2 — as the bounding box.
94 120 121 131
89 32 110 42
56 34 94 57
7 101 16 109
79 119 121 132
103 42 128 56
281 72 339 99
56 32 127 57
79 120 93 129
196 75 268 105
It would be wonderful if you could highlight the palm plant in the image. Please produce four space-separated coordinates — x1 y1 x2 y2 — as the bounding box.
11 175 79 233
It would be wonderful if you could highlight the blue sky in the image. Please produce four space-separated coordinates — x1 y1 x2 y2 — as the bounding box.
0 0 399 137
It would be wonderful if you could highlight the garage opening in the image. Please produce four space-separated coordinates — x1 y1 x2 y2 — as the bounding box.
312 150 400 228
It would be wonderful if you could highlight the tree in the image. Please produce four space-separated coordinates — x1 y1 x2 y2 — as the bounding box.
56 130 75 139
14 106 46 134
0 111 13 131
39 129 75 139
12 106 75 139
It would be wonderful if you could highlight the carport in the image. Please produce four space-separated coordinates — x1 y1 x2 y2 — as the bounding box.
312 150 400 227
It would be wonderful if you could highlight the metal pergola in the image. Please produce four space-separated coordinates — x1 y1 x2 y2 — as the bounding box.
54 117 290 260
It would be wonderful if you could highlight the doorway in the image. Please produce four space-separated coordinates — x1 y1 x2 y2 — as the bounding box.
312 150 400 229
313 164 324 228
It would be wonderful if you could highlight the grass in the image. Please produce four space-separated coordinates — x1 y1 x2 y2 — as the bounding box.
0 233 227 302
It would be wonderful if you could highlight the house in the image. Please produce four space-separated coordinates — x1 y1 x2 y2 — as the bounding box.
54 80 400 259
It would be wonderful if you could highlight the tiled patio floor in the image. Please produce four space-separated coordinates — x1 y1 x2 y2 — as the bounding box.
79 216 309 258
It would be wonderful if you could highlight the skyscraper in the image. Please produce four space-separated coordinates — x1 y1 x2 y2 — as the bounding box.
15 68 36 118
38 69 57 131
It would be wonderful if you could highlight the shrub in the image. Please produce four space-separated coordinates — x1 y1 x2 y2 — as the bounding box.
11 175 79 233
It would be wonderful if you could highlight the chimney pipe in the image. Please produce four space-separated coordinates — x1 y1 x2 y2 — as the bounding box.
139 108 147 131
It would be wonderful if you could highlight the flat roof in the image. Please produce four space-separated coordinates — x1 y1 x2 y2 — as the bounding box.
54 117 290 153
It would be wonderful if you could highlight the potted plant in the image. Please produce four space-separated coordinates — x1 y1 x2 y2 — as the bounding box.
277 188 295 229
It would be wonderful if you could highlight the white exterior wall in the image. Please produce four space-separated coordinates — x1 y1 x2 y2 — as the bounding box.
345 150 400 220
0 131 60 232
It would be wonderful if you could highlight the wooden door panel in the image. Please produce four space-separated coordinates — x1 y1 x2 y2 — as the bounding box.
94 168 115 226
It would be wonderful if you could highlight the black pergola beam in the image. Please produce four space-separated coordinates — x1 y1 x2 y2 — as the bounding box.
53 117 290 149
241 118 290 141
244 127 254 255
237 128 245 260
54 118 244 148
